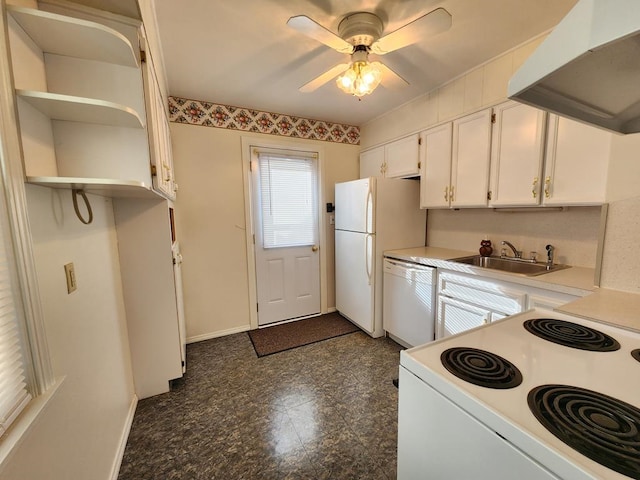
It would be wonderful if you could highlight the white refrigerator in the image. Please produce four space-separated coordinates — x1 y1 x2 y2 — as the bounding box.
335 177 426 337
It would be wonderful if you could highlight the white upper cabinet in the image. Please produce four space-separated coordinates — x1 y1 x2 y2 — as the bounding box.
384 134 420 178
359 145 385 178
420 109 492 209
420 123 452 209
7 5 170 199
489 101 547 206
451 108 493 208
141 32 176 200
360 135 420 179
542 115 611 206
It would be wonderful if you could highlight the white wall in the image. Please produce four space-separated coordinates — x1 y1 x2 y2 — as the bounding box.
0 186 135 480
170 123 359 341
360 36 545 149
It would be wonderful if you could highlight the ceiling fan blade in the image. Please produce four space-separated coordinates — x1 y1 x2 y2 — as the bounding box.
371 7 452 55
299 63 350 92
379 62 409 90
287 15 353 53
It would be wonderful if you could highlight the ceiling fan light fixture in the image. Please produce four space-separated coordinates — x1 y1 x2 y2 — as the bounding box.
336 59 382 97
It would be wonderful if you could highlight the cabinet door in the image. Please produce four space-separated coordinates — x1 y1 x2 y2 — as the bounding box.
437 296 490 339
420 123 452 209
359 146 385 178
489 101 546 206
142 45 176 200
451 109 492 207
543 115 611 206
385 134 419 178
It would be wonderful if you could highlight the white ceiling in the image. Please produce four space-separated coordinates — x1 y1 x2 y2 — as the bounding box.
152 0 578 126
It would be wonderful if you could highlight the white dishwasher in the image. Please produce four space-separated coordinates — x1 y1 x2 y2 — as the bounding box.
383 258 436 348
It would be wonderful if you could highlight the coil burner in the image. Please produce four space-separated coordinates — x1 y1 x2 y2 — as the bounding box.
529 384 640 479
440 347 522 389
524 318 620 351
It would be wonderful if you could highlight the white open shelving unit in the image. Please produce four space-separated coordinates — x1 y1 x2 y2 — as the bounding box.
8 2 185 398
8 4 156 198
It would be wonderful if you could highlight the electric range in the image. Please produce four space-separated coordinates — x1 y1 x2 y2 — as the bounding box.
398 308 640 480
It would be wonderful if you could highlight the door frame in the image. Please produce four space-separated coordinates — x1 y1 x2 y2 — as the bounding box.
241 135 328 329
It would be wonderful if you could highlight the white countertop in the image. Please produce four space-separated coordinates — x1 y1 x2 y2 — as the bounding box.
384 246 596 296
384 246 475 264
557 288 640 332
383 246 640 332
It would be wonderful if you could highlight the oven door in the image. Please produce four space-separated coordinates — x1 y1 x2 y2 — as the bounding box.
397 366 561 480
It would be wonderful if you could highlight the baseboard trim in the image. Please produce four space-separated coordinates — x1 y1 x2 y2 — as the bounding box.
186 325 250 344
109 394 138 480
186 311 337 344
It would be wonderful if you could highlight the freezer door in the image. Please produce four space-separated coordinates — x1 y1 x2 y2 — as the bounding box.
335 229 375 333
335 178 375 233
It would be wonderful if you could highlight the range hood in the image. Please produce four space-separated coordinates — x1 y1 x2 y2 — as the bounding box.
508 0 640 134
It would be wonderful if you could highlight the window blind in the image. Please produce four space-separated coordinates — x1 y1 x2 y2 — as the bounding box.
0 223 31 437
258 152 318 249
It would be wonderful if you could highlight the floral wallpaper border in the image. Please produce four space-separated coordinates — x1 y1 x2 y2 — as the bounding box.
168 96 360 145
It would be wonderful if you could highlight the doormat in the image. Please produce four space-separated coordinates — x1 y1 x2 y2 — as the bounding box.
248 312 360 357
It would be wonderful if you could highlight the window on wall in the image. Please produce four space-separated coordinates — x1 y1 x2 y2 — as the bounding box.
0 214 31 438
257 152 319 249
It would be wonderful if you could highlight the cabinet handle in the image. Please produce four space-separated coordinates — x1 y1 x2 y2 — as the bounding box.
444 186 448 201
532 177 538 198
544 176 551 198
449 186 455 202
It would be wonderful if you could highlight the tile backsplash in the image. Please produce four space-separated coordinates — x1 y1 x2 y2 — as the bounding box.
427 206 603 268
600 195 640 293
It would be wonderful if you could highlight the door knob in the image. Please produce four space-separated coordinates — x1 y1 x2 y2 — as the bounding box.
311 245 319 252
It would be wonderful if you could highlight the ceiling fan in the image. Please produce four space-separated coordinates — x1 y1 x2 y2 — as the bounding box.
287 8 452 97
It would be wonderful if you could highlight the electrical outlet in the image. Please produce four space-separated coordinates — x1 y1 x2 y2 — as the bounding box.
329 215 335 225
64 263 77 293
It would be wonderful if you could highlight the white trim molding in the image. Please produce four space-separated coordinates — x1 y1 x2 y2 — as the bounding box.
0 0 54 396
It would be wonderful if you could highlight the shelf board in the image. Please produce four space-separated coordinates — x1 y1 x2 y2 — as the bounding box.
26 176 160 199
17 90 144 128
8 5 138 68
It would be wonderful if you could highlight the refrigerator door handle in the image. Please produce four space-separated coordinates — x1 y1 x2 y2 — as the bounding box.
365 186 373 234
365 233 373 285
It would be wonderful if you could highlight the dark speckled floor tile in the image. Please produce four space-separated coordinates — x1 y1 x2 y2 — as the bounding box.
118 329 403 480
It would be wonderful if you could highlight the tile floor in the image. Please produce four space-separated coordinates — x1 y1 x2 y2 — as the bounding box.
118 329 404 479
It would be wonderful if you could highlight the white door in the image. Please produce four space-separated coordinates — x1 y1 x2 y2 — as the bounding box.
385 134 420 178
451 108 493 208
359 146 385 178
437 296 490 339
543 114 611 205
420 123 452 208
489 101 546 206
251 150 321 325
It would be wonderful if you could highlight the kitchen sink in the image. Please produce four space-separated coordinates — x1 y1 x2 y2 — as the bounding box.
450 255 569 276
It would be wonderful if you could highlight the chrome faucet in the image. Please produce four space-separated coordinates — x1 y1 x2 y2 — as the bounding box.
546 244 555 267
501 240 522 259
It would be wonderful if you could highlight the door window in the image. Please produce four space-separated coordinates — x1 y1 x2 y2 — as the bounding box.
257 152 318 249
